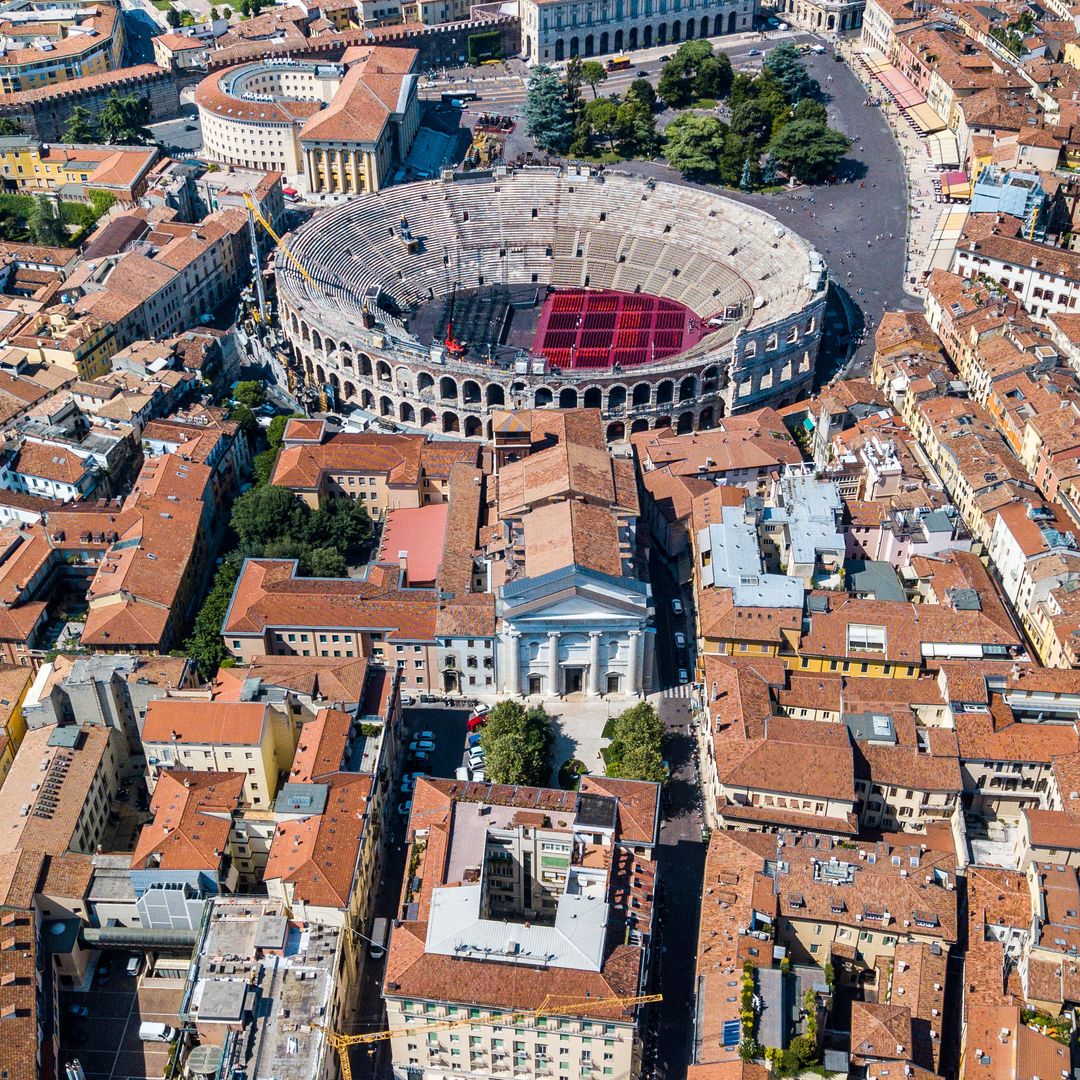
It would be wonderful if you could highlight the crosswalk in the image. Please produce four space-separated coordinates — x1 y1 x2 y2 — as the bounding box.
663 683 695 700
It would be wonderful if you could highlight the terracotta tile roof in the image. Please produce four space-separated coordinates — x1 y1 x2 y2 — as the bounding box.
264 772 372 910
799 597 1021 665
300 47 417 144
955 701 1078 763
577 775 660 845
888 941 947 1070
498 438 636 519
434 463 495 639
714 715 855 803
0 907 38 1080
0 725 113 857
377 503 449 585
142 700 268 746
850 1000 914 1063
272 432 425 489
223 558 438 641
214 655 369 706
963 1004 1068 1080
522 500 623 578
9 440 90 485
632 408 802 477
386 776 654 1016
697 587 801 645
131 771 244 872
290 708 352 784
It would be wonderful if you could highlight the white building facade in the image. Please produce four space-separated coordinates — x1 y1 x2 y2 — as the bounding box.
497 567 654 699
519 0 757 64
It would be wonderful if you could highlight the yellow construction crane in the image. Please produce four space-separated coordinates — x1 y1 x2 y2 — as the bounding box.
242 192 317 289
321 993 662 1080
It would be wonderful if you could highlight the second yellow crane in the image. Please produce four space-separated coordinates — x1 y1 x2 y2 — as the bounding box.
322 992 662 1080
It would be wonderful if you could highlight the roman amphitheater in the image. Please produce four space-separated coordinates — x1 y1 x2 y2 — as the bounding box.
276 168 829 441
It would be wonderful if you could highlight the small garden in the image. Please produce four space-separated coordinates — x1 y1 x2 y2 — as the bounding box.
1020 1007 1071 1043
0 189 117 248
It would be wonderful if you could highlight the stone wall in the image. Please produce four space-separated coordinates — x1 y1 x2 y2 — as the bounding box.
0 64 181 141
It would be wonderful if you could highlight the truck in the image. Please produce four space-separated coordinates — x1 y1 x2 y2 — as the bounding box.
369 917 390 959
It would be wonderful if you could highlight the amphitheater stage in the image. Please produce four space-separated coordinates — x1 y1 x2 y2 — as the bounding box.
533 289 713 370
406 284 545 358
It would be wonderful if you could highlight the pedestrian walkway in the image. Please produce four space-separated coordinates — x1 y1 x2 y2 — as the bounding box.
836 41 954 297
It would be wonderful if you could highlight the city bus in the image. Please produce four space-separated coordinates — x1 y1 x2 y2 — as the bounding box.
606 55 632 70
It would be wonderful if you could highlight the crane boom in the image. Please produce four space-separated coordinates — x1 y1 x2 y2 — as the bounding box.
321 993 661 1080
242 192 317 288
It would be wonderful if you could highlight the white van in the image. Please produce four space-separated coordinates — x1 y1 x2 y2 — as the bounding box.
369 917 390 959
138 1023 176 1043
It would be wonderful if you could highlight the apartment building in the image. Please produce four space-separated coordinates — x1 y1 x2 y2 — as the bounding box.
182 899 348 1080
223 559 442 693
130 770 248 893
141 698 299 809
702 828 958 980
0 664 32 784
0 0 125 95
272 419 478 517
0 138 158 202
384 776 660 1080
0 723 120 856
66 208 249 348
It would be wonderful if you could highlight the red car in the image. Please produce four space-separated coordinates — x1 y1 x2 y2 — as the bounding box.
467 714 487 732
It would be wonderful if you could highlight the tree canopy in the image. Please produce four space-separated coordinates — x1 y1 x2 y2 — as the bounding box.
768 119 850 184
99 92 153 145
657 41 732 107
28 197 66 247
524 65 574 154
662 45 848 190
480 701 554 786
579 60 608 98
663 114 729 181
604 702 667 783
61 106 99 144
763 42 820 103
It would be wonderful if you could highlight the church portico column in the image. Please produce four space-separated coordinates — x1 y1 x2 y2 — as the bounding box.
588 631 602 696
626 631 641 696
548 631 561 697
503 630 521 696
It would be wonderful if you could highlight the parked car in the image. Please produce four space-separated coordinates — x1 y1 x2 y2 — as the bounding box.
671 598 684 615
471 702 490 716
409 738 435 753
467 714 488 732
472 768 486 782
68 1004 89 1017
397 799 413 816
400 776 416 794
399 694 415 706
415 730 434 742
401 772 424 785
125 955 142 977
410 749 431 764
674 632 686 649
468 750 486 769
678 668 689 685
467 733 483 748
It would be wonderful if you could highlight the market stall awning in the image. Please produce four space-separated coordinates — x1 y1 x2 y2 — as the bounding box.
941 170 972 199
927 129 961 168
906 102 946 134
875 65 926 109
